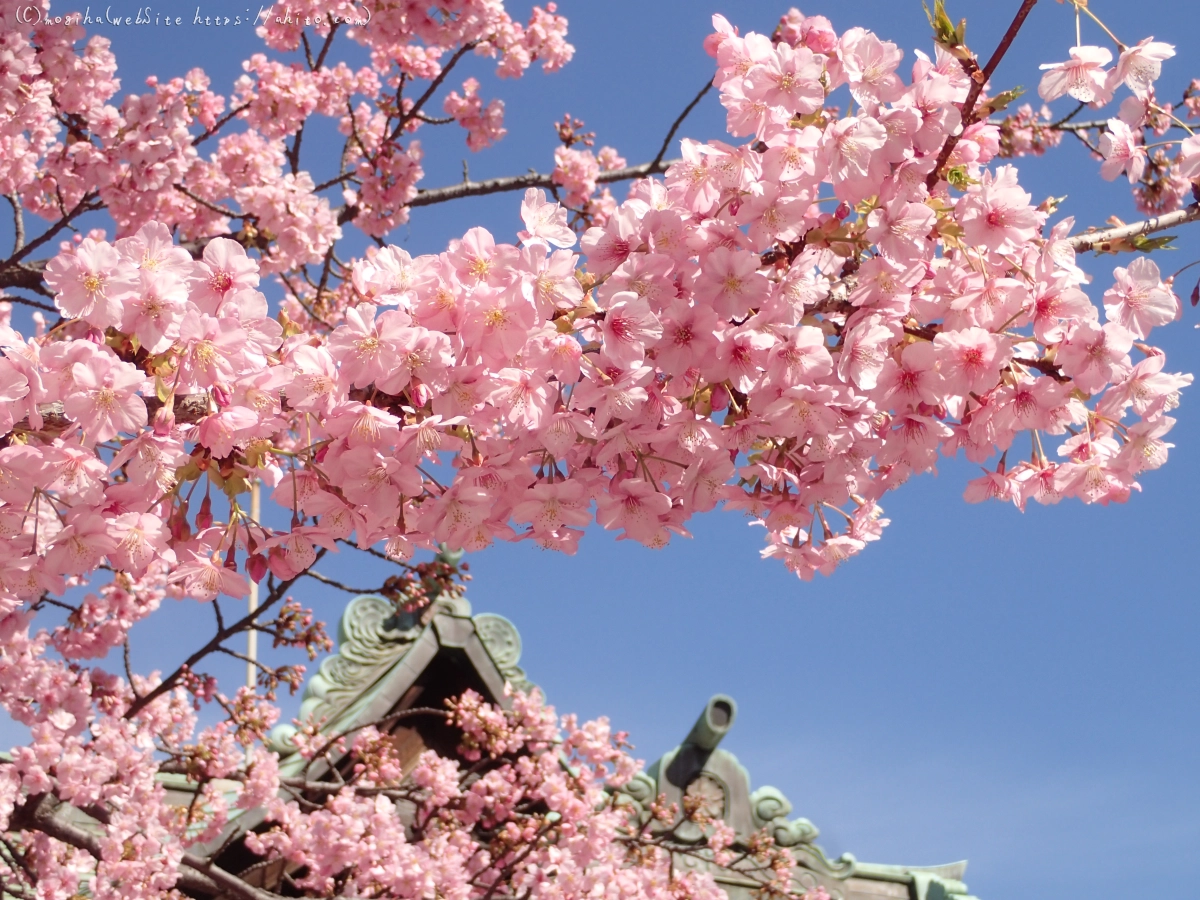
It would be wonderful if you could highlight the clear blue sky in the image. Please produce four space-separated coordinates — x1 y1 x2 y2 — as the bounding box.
5 2 1199 899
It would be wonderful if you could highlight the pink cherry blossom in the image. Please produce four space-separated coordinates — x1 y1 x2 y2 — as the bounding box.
1102 257 1178 338
1038 45 1114 105
1109 38 1174 99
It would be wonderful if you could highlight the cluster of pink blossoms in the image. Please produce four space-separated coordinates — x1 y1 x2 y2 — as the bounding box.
994 31 1200 215
0 0 572 271
0 9 1193 612
0 1 1197 895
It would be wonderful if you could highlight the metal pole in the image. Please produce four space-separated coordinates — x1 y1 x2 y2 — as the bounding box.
246 478 260 691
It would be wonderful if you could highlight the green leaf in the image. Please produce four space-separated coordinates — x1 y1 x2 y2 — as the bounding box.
1129 233 1178 252
984 86 1025 114
923 0 960 46
944 166 978 190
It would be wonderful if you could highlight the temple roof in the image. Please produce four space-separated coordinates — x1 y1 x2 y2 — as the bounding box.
231 592 982 900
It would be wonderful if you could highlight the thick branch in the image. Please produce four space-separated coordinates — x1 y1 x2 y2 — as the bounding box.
1066 204 1200 251
12 793 262 900
6 193 24 255
11 393 211 440
0 259 49 296
927 0 1039 188
407 158 680 209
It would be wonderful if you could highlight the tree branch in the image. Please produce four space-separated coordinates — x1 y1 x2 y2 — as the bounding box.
651 80 713 169
193 102 253 147
407 158 680 209
10 392 211 441
122 556 320 720
1 191 101 269
1066 204 1200 251
12 793 280 900
303 569 386 594
6 193 24 255
927 0 1039 188
391 41 478 142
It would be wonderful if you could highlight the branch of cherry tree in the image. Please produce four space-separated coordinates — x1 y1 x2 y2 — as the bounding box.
1 0 1200 896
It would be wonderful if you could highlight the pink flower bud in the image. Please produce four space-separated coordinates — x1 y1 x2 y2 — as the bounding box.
212 383 232 407
196 495 213 530
153 404 176 435
710 384 730 410
247 553 268 583
835 201 852 220
412 381 433 407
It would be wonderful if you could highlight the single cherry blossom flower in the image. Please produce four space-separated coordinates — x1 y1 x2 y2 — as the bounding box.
1102 256 1178 338
1038 45 1114 105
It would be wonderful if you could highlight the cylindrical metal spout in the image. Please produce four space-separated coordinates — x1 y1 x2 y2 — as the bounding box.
683 694 737 751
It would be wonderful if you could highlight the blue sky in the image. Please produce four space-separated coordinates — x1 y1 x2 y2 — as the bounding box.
4 2 1199 899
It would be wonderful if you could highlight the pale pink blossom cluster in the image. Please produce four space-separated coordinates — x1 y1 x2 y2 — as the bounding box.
244 690 732 899
0 1 1198 895
0 0 573 279
998 29 1200 215
0 11 1191 621
444 77 508 150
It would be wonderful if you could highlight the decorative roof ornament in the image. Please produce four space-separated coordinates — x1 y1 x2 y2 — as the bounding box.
618 696 979 900
268 592 533 756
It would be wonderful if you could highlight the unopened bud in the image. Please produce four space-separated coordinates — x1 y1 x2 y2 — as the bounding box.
411 382 432 407
211 383 232 407
834 201 851 220
247 553 268 583
196 494 213 530
710 384 730 411
153 404 176 435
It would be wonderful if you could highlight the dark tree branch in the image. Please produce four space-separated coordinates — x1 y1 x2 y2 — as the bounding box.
6 193 24 255
122 555 321 720
927 0 1039 189
407 158 680 209
0 293 54 313
11 793 282 900
390 42 478 142
174 184 242 220
11 392 211 441
651 80 713 169
1 191 101 269
303 569 386 594
193 102 253 147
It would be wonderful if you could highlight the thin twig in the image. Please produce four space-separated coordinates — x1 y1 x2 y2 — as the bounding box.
1 191 100 268
303 569 385 594
407 158 680 209
390 42 478 142
651 80 713 169
173 184 242 220
122 556 321 720
193 102 253 147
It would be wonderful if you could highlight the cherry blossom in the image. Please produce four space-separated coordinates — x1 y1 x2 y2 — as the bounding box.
0 3 1195 891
